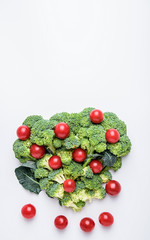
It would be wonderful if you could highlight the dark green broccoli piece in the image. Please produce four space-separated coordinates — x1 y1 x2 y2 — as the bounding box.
63 161 83 179
107 135 131 157
87 125 106 147
80 138 90 153
60 193 85 212
91 187 106 199
48 169 65 184
101 112 127 136
49 112 70 129
39 178 52 190
36 154 52 170
66 113 81 134
77 127 88 139
34 168 49 179
94 143 107 153
13 139 36 163
56 149 72 165
46 182 64 199
81 175 102 190
53 138 63 148
30 119 55 153
82 166 93 178
79 107 94 127
23 115 43 128
100 170 112 183
111 157 122 171
64 133 80 149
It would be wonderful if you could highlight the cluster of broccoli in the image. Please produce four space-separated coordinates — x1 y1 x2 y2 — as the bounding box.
13 108 131 212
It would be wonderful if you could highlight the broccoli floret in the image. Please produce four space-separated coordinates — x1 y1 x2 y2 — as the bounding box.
39 178 52 190
34 168 49 179
87 125 106 147
107 135 131 157
80 138 90 153
67 113 81 134
56 149 72 165
79 107 94 127
94 142 107 153
36 154 52 170
64 133 80 149
82 166 93 178
13 139 36 163
53 138 63 148
81 175 102 190
46 182 64 199
63 161 83 179
74 201 86 211
23 115 43 128
60 193 85 212
48 169 65 184
111 157 122 171
91 187 106 199
30 119 55 153
100 170 112 183
101 112 127 136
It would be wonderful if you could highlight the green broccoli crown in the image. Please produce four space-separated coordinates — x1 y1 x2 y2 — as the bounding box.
81 175 102 190
87 125 106 146
34 168 49 179
100 170 112 183
79 107 94 127
13 139 36 163
80 138 90 153
91 187 106 199
46 182 64 199
82 166 93 178
53 138 63 148
64 133 80 149
107 135 131 157
56 149 72 165
48 169 65 184
36 154 52 170
63 161 83 179
23 115 43 128
111 157 122 171
39 178 52 190
60 193 85 212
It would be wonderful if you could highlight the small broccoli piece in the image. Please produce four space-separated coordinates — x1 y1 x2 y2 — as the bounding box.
74 201 86 212
79 107 94 127
111 157 122 171
53 138 63 148
39 178 52 190
81 175 102 190
63 161 83 179
48 169 65 184
13 139 36 163
101 112 127 136
67 113 81 134
30 119 55 153
56 149 72 165
82 166 93 178
60 193 85 212
49 112 70 129
64 133 80 149
36 154 52 170
80 138 90 153
91 187 106 199
77 127 88 139
100 170 112 183
23 115 43 128
34 168 49 179
107 135 131 157
94 142 107 153
46 182 64 199
87 125 106 147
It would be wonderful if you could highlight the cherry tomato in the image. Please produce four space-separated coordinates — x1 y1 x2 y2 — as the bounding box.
48 156 62 169
90 109 104 124
89 160 103 174
63 179 76 193
17 125 30 140
99 212 114 226
80 217 95 232
72 148 87 162
21 204 36 219
54 122 70 139
30 144 45 159
105 129 120 143
105 180 121 196
54 215 68 230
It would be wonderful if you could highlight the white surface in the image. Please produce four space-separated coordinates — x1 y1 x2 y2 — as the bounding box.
0 1 150 240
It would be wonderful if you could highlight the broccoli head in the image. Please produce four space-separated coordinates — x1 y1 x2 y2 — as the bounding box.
107 135 131 157
46 182 64 199
63 161 83 179
39 178 52 190
81 175 102 190
111 157 122 171
82 166 93 178
34 168 49 179
79 107 94 127
80 138 90 153
36 154 52 170
53 138 63 148
56 149 72 165
64 133 80 150
48 169 65 184
13 139 36 163
60 193 85 212
23 115 43 128
91 187 106 199
100 170 112 183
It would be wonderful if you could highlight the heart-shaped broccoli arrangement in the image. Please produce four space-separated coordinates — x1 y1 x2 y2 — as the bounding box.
13 108 131 212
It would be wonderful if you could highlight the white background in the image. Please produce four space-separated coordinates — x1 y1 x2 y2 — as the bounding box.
0 1 150 240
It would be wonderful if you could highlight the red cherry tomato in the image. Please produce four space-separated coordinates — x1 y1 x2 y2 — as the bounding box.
99 212 114 226
90 109 104 124
105 180 121 196
89 160 103 174
54 215 68 230
80 217 95 232
105 129 120 143
21 204 36 219
63 179 76 193
30 144 45 159
17 125 30 140
48 156 62 169
54 122 70 139
72 148 87 162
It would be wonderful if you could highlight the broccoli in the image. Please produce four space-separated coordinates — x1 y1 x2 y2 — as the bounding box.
82 166 93 178
60 193 85 212
30 119 55 153
91 187 106 199
100 170 112 183
39 178 52 190
63 161 83 179
94 142 107 153
107 135 131 157
79 107 94 127
53 138 63 148
23 115 43 128
36 154 52 170
34 168 49 179
87 125 106 147
81 175 102 190
13 139 36 163
56 149 72 165
48 169 65 184
64 133 80 149
111 157 122 171
80 138 90 153
46 182 64 199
